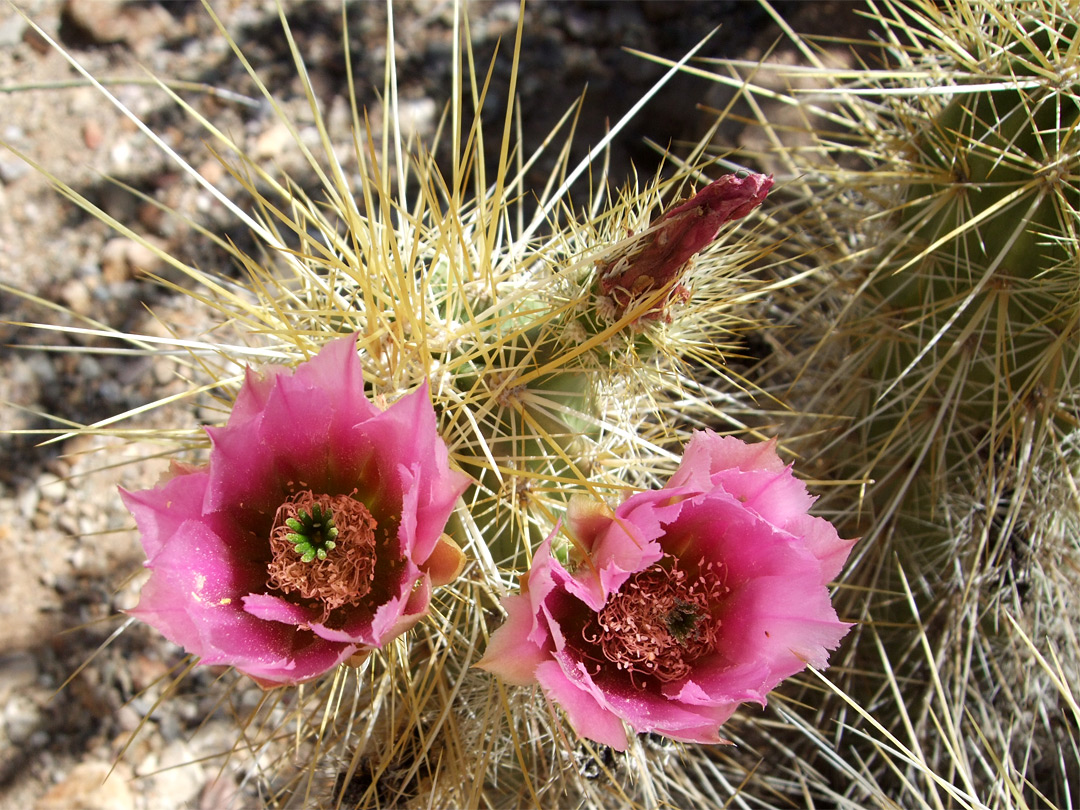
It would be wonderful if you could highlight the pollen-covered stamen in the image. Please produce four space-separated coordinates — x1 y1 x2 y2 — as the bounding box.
582 555 727 687
266 491 378 619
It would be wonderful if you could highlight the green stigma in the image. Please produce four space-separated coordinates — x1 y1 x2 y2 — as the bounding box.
284 503 339 563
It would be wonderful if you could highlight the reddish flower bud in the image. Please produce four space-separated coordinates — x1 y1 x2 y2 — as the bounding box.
596 172 773 323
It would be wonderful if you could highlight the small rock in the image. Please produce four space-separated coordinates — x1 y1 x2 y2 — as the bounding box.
4 693 43 745
79 514 102 536
62 0 172 49
109 140 133 169
113 705 140 734
152 357 176 387
18 485 40 520
139 740 203 810
0 157 31 184
197 159 224 185
22 24 51 55
62 0 127 44
57 510 80 536
36 473 67 504
101 237 163 282
198 775 241 810
34 761 135 810
76 354 103 382
130 654 170 692
0 652 39 701
82 119 104 151
251 121 294 161
397 97 437 143
59 279 93 317
0 14 25 48
26 352 58 389
137 201 165 234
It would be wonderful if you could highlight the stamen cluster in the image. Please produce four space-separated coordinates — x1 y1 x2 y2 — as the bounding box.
583 556 726 686
267 491 379 621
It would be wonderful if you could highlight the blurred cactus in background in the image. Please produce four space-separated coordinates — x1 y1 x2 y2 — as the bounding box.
687 0 1080 805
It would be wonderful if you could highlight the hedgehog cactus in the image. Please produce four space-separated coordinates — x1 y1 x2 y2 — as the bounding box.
27 0 1080 804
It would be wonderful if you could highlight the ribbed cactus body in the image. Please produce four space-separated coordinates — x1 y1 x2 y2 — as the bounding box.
867 15 1080 453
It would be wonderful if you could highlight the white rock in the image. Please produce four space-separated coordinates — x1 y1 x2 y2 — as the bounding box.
18 485 40 520
36 473 67 503
138 740 204 810
4 693 43 745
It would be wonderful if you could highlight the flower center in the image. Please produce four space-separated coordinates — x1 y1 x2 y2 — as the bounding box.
582 555 727 687
266 491 378 619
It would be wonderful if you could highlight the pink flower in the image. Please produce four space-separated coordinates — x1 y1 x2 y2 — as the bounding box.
477 431 853 750
596 172 773 323
122 336 470 687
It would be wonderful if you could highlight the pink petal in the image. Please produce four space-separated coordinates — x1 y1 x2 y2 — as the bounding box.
606 691 731 745
788 512 857 583
522 539 565 649
242 593 321 626
357 383 470 558
564 491 674 609
290 335 375 422
226 363 283 431
474 594 548 686
658 494 821 583
120 469 213 561
231 639 358 687
709 573 851 695
309 563 428 648
584 667 734 743
668 432 785 490
535 659 628 751
205 335 380 514
131 534 355 686
663 678 741 720
709 467 815 528
668 660 774 707
374 572 432 643
307 618 374 645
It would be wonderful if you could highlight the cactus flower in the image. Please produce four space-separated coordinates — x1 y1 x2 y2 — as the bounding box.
477 431 853 750
121 335 470 687
596 172 773 322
